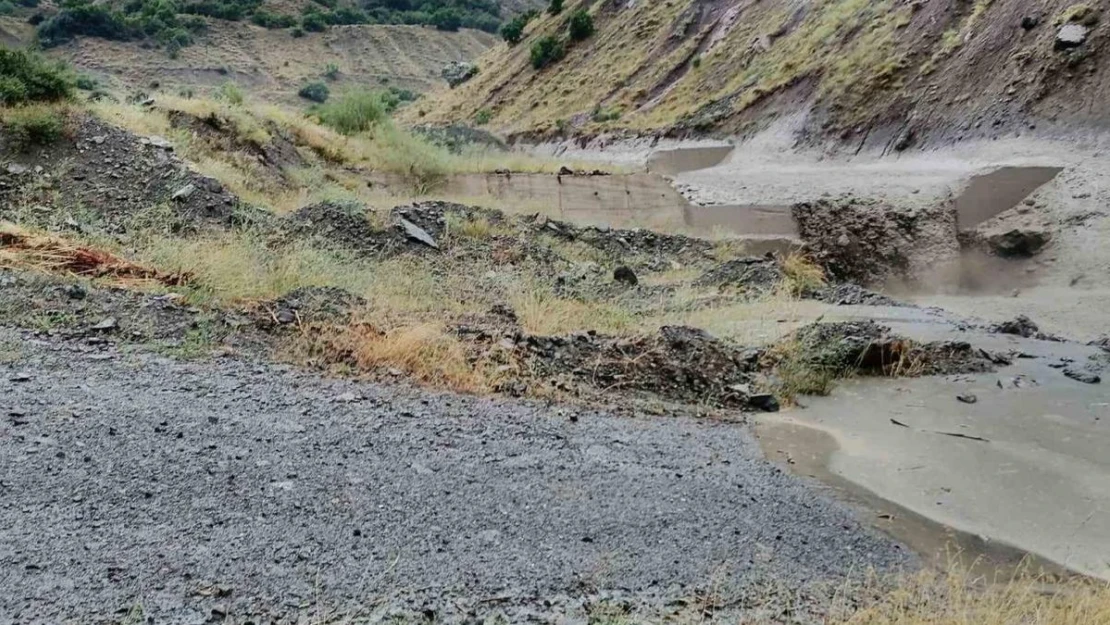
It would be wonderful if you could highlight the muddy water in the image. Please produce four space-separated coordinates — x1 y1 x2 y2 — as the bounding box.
755 314 1110 579
646 145 733 176
754 420 1065 578
956 166 1063 229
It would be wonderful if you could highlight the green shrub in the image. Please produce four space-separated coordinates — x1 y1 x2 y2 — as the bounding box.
216 81 244 105
0 1 17 16
298 81 330 103
324 62 340 80
474 108 492 125
379 86 419 112
2 105 67 150
0 48 74 105
691 55 701 69
431 6 462 30
530 35 565 69
291 26 305 37
567 9 593 41
75 74 98 90
251 9 297 28
591 105 621 122
316 89 388 135
547 0 562 15
500 14 526 44
301 11 328 32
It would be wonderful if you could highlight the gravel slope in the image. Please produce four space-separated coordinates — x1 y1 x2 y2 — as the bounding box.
0 329 911 623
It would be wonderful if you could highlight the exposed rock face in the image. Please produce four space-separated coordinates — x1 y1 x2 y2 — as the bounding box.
792 198 959 287
441 61 478 88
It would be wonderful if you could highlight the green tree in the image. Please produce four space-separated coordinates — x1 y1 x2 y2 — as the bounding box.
530 35 564 69
500 15 525 45
567 8 593 40
547 0 562 15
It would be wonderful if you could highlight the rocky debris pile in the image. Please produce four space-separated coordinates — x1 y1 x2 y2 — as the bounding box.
792 197 959 286
786 321 996 377
1056 23 1089 50
988 315 1061 341
695 255 782 294
0 270 254 349
441 61 478 88
286 201 400 256
260 286 367 327
812 283 905 307
391 201 505 243
514 326 777 411
0 115 238 234
534 216 714 270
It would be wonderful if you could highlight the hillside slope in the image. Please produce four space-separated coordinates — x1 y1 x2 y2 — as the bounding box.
409 0 1109 147
52 21 495 102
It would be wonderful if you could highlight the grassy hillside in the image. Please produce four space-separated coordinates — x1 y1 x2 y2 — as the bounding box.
408 0 1109 144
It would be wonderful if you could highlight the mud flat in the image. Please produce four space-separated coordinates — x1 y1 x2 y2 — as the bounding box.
758 318 1110 579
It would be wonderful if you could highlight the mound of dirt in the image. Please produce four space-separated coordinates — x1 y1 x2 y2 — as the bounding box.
787 321 996 376
793 197 959 287
0 269 257 349
0 115 239 234
533 216 714 270
166 109 306 187
259 286 367 328
390 201 506 241
695 255 783 293
285 201 402 256
516 326 777 411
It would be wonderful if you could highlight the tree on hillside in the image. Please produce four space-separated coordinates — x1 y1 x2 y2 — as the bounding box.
567 8 592 40
547 0 562 15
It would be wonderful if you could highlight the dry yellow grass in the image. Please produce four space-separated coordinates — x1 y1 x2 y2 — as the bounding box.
292 322 503 392
836 568 1110 625
90 93 593 206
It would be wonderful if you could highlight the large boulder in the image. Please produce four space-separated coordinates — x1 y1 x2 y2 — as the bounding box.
441 62 478 88
1055 24 1089 50
985 226 1052 257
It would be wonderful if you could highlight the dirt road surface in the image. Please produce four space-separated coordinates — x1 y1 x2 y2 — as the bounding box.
0 328 910 624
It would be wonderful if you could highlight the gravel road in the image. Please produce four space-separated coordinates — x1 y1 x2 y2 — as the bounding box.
0 329 910 624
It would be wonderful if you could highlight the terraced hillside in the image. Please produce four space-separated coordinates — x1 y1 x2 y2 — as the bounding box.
409 0 1109 147
49 20 495 103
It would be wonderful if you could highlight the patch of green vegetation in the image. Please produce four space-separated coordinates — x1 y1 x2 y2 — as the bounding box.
215 81 244 105
29 309 77 333
530 35 565 69
590 105 621 123
250 8 297 28
0 48 74 105
500 9 537 45
315 89 389 135
1 105 67 150
547 0 562 16
298 81 330 104
1055 3 1099 26
159 316 220 360
37 0 207 52
567 8 593 41
473 107 492 125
